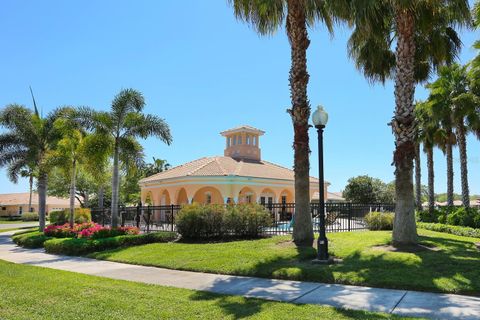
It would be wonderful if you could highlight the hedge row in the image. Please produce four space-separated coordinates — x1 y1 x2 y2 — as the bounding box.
44 232 177 256
12 231 52 249
417 222 480 238
364 211 394 230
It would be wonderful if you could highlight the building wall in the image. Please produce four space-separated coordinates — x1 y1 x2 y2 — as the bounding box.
140 177 327 206
0 204 75 216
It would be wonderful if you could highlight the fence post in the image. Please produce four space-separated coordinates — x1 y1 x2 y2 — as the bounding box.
102 208 105 227
146 205 151 233
136 203 141 229
121 206 125 227
348 202 352 232
171 204 175 232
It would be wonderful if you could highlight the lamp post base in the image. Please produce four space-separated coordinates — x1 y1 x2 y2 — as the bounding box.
311 257 335 265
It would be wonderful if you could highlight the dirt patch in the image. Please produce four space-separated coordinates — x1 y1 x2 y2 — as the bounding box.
276 239 295 248
371 243 441 253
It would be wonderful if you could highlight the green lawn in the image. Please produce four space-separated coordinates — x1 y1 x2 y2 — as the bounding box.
0 260 418 320
90 229 480 295
0 220 22 224
0 228 19 233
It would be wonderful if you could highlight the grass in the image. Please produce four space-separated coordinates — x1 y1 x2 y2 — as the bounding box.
0 228 19 233
0 220 23 224
0 259 418 320
90 229 480 295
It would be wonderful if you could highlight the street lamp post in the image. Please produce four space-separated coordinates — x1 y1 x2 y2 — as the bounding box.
312 105 333 264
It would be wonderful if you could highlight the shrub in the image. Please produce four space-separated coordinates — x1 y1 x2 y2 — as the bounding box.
446 207 479 228
12 231 51 248
44 232 176 255
176 203 271 240
21 212 39 221
176 203 226 239
416 209 442 223
43 222 139 239
224 204 272 238
417 222 480 238
49 208 92 225
365 211 395 230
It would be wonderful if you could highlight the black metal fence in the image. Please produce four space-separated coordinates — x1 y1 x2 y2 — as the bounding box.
91 202 395 235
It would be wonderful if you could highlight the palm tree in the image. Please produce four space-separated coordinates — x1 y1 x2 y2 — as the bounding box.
427 63 479 208
0 105 66 231
347 0 470 244
20 166 36 212
229 0 349 246
75 89 172 227
415 101 442 213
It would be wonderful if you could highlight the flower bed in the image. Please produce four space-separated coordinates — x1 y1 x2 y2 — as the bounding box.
44 222 139 239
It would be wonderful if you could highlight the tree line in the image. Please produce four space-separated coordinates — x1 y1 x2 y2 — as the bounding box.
0 89 172 231
229 0 477 246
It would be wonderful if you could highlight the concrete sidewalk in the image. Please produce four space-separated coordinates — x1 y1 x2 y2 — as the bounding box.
0 231 479 319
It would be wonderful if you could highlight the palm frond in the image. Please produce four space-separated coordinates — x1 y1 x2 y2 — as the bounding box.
122 113 172 144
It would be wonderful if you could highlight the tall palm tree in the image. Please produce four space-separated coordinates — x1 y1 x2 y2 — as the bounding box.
19 166 36 212
415 101 443 213
0 105 66 231
75 89 172 227
229 0 349 246
427 63 479 208
347 0 470 244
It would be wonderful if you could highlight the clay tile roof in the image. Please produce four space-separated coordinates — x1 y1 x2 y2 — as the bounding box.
140 156 322 184
0 193 78 206
220 125 265 136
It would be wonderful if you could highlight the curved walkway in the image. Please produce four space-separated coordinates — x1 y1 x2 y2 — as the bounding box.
0 230 479 320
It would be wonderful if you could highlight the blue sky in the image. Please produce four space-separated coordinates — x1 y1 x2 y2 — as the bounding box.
0 0 479 195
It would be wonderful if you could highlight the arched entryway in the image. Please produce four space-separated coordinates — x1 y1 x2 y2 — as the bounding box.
259 188 276 206
192 187 224 204
238 187 256 204
176 188 189 205
279 189 294 204
144 191 154 205
154 190 171 222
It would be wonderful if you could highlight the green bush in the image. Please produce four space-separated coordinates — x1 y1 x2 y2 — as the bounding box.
49 208 92 225
21 212 39 221
44 232 176 255
418 222 480 238
416 209 442 223
176 203 272 240
365 211 395 230
446 207 479 228
224 204 272 238
12 231 52 248
176 203 225 239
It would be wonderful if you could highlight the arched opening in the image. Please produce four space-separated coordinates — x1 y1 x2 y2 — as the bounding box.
144 191 154 206
153 190 171 223
279 189 294 204
259 188 276 206
238 187 256 204
192 187 224 204
176 188 189 205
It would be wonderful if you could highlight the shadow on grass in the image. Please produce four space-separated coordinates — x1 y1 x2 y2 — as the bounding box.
225 235 480 295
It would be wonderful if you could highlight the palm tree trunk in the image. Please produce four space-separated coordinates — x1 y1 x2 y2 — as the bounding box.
69 159 76 227
391 7 417 245
37 170 47 231
414 142 422 211
446 136 454 207
111 143 120 227
28 174 33 212
426 146 435 214
286 0 313 247
457 123 470 208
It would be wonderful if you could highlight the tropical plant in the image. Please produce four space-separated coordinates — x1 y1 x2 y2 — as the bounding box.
74 89 172 227
229 0 349 246
347 0 470 244
427 63 480 208
0 104 66 231
415 100 444 213
343 175 395 203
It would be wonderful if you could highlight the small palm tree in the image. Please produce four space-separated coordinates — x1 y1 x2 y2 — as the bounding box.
0 105 66 231
229 0 349 246
75 89 172 227
347 0 470 244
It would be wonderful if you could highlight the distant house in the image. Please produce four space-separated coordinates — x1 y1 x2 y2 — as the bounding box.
312 191 346 203
0 193 79 217
140 125 329 206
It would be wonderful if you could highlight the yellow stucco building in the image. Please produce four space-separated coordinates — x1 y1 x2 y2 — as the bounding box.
139 125 328 206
